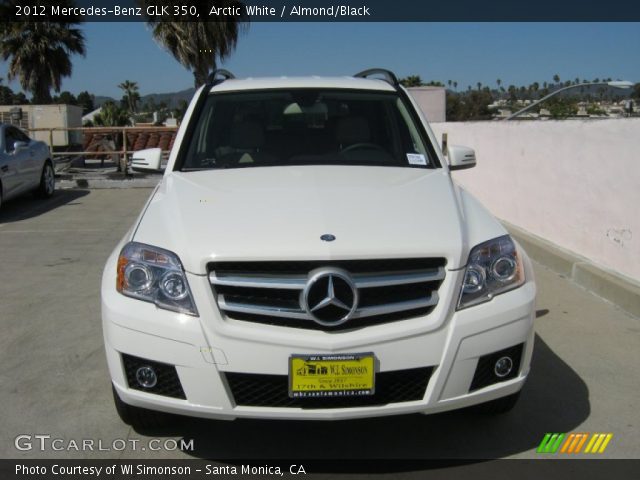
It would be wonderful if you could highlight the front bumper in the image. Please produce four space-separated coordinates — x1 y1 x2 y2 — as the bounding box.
102 256 536 421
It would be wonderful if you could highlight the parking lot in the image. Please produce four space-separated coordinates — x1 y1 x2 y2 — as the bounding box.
1 187 638 462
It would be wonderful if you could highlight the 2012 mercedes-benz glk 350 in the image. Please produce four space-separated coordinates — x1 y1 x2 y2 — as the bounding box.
102 69 536 428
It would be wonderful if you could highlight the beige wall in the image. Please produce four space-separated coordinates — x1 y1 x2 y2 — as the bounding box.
431 119 640 282
0 104 83 146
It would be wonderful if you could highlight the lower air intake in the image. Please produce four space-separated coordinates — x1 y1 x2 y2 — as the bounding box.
225 367 434 409
469 343 523 392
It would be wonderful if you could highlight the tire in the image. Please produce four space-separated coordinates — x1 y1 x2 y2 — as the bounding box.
35 161 55 198
471 391 521 415
112 385 172 429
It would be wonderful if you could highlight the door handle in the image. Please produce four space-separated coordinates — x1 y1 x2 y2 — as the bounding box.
1 165 8 172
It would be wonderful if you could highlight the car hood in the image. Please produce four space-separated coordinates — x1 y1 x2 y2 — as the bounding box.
134 166 472 274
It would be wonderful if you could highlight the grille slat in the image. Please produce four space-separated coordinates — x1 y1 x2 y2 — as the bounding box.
225 367 434 409
208 258 446 330
219 294 310 319
210 268 444 289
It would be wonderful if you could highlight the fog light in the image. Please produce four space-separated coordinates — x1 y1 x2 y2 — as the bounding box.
494 356 513 378
135 366 158 388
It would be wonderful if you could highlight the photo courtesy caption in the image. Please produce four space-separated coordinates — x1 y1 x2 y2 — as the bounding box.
16 464 307 476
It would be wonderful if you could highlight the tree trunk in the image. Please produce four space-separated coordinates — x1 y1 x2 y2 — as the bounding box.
32 82 52 104
193 59 216 88
194 69 206 88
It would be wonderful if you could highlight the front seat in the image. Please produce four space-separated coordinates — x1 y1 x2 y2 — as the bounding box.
336 116 371 150
336 116 389 164
226 121 275 165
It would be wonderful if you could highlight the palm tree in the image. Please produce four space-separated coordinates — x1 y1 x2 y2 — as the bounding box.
553 74 560 85
531 82 539 98
118 80 140 113
399 75 423 87
140 0 248 87
0 1 85 104
93 101 130 127
453 81 458 91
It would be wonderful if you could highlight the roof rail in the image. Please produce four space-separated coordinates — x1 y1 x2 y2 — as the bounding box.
207 69 236 86
354 68 400 87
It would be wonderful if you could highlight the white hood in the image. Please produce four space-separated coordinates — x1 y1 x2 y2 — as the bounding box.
134 166 473 274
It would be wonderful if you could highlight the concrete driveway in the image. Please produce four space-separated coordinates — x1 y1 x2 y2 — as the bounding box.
0 188 638 463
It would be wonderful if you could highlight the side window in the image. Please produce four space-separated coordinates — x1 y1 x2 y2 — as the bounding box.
14 128 30 143
4 128 18 153
4 127 30 153
395 98 429 160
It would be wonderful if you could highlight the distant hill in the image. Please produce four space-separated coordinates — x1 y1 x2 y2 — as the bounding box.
94 88 196 109
93 95 115 107
140 87 196 108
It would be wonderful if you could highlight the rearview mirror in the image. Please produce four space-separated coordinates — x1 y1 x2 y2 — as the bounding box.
447 145 476 171
13 140 29 151
131 148 163 172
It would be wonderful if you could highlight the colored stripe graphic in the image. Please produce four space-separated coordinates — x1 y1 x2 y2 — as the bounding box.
584 433 613 454
538 433 613 454
537 433 565 453
560 433 589 453
574 433 589 453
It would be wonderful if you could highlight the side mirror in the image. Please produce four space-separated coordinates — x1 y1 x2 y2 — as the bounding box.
131 148 164 172
13 140 29 151
447 145 476 171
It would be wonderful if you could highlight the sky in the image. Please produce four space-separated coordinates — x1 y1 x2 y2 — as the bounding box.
1 22 639 99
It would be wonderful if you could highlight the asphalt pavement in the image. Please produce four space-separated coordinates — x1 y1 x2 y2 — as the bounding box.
0 188 638 466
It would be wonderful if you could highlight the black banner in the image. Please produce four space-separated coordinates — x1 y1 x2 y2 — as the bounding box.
3 0 640 22
2 459 640 480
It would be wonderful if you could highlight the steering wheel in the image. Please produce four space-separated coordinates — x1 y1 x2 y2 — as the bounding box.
340 143 386 154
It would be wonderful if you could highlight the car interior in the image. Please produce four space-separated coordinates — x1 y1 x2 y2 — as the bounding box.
183 90 431 170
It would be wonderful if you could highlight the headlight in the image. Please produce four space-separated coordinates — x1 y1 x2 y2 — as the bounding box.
457 235 525 310
116 242 198 316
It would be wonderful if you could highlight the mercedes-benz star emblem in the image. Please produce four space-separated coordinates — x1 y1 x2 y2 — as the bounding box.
302 268 358 326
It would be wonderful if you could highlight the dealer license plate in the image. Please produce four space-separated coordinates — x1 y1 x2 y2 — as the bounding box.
289 353 375 398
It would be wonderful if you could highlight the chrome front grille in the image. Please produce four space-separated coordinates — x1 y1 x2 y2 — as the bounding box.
208 259 446 330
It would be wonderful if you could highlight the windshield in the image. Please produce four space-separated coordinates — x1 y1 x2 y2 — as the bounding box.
180 89 436 170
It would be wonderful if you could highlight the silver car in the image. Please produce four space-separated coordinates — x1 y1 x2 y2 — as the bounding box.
0 123 55 209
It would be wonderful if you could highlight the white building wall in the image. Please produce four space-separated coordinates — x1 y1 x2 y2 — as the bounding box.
430 119 640 282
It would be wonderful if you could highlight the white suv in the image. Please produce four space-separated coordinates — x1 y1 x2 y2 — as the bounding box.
102 69 536 428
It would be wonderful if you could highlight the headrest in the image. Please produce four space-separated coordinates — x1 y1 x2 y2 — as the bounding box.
231 122 265 150
336 117 371 146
